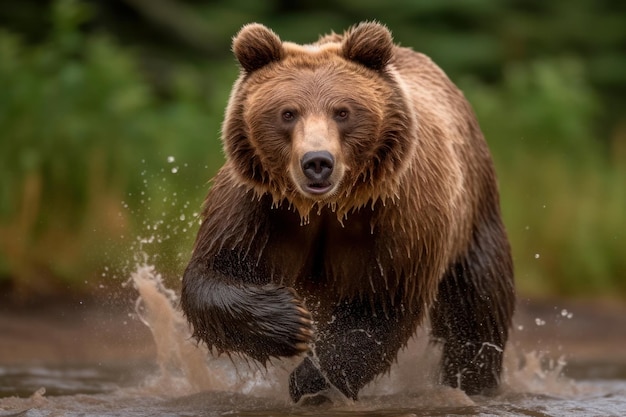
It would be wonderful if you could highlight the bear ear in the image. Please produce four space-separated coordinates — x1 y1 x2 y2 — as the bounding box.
232 23 284 73
342 22 394 71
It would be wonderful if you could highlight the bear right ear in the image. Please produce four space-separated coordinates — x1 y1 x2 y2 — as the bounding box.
342 22 394 71
233 23 284 73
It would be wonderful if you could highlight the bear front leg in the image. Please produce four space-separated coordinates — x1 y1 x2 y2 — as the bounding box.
289 296 417 402
430 223 515 395
181 259 314 363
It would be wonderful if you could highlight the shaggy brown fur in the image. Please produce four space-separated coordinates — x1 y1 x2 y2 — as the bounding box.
181 22 515 402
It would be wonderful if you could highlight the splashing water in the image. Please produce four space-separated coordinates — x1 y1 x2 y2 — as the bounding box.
1 262 625 416
123 263 613 408
122 263 484 411
130 264 212 395
127 263 299 401
125 265 626 415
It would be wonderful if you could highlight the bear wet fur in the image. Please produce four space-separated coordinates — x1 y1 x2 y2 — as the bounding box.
181 22 515 402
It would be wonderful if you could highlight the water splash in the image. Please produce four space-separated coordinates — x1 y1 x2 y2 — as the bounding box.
1 269 623 416
512 352 576 394
121 262 483 411
125 263 589 409
129 264 209 396
126 263 297 401
125 261 589 403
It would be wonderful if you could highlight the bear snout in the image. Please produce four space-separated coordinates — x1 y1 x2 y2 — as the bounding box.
300 151 335 194
301 151 334 180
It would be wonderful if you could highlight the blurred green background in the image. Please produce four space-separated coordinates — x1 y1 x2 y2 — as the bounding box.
0 0 624 302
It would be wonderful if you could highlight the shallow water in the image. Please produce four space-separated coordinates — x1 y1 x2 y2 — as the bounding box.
1 265 625 417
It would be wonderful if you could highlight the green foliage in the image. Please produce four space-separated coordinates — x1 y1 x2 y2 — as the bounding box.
462 59 626 297
0 0 624 299
0 0 221 294
463 57 601 160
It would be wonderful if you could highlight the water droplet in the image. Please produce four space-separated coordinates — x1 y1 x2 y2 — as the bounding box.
535 318 546 326
534 253 540 259
171 167 179 174
179 214 186 221
167 156 175 163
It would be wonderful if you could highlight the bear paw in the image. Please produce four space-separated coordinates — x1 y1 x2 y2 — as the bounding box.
220 284 314 362
249 285 315 359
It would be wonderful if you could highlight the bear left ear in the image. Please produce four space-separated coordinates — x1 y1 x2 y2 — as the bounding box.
342 22 394 71
233 23 284 73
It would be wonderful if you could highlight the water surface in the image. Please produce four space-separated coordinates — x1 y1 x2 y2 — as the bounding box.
1 265 625 416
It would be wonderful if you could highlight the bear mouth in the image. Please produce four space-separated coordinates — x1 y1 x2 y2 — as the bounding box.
303 181 334 195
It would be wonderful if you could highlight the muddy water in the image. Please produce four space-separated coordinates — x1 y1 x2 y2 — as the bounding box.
1 265 625 417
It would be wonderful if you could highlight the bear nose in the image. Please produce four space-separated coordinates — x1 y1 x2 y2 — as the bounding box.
301 151 334 182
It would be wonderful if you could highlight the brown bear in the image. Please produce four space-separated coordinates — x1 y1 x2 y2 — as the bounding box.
181 21 515 402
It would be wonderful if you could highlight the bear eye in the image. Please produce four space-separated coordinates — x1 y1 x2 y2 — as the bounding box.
282 110 297 122
334 109 349 121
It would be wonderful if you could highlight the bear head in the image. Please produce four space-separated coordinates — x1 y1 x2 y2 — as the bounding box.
222 22 417 219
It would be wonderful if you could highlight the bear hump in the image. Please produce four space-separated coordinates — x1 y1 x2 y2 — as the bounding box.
341 21 394 71
232 23 284 73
